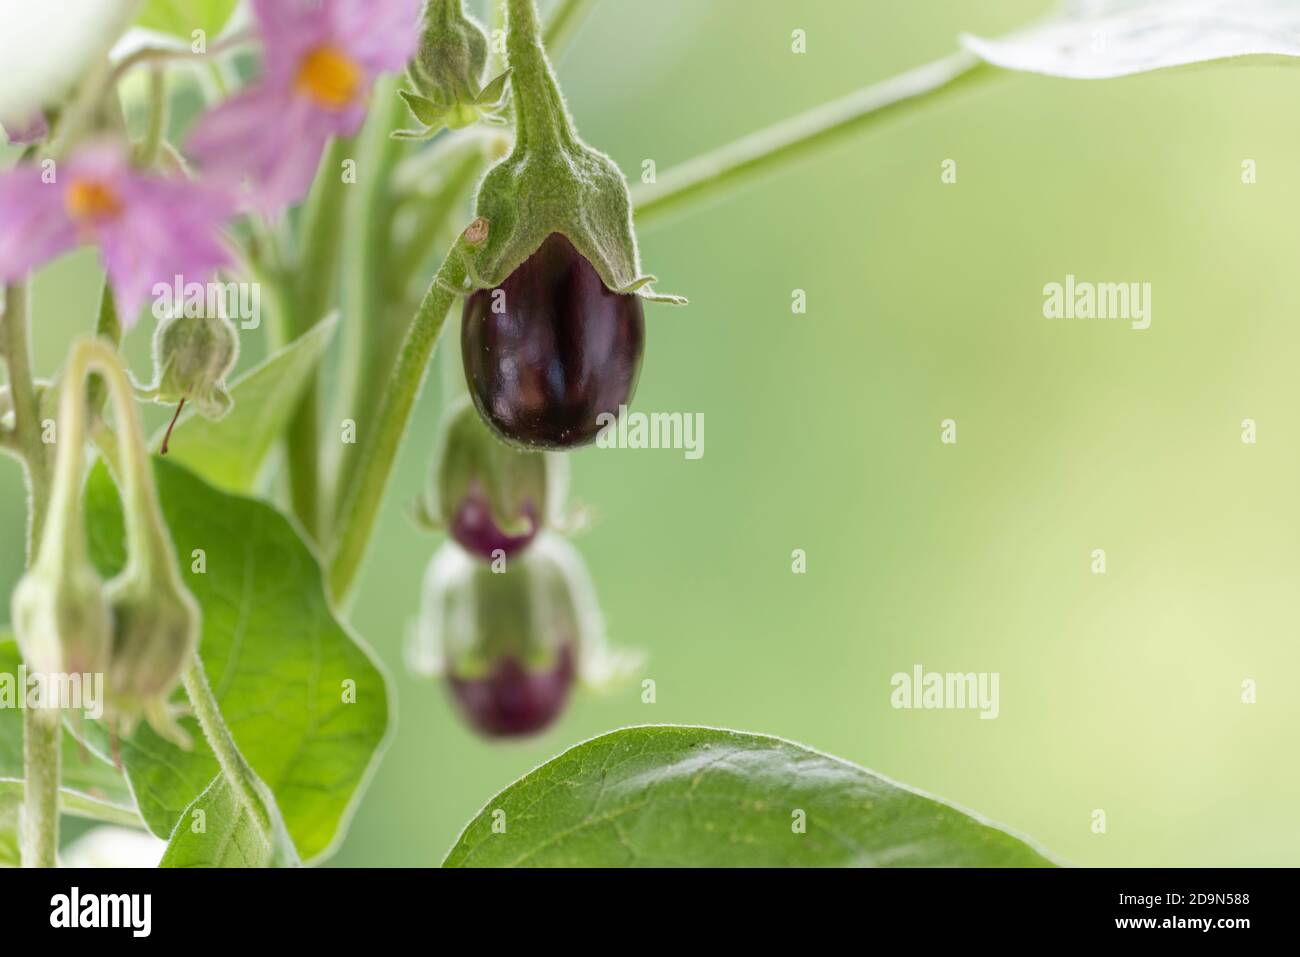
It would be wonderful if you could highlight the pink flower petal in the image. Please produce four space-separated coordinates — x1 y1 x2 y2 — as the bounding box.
329 0 422 75
0 166 77 282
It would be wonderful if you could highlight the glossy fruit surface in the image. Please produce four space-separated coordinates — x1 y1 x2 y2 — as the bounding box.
462 232 644 449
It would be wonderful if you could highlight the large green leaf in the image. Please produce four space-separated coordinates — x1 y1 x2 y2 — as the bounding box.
160 773 299 868
963 0 1300 79
158 314 339 494
444 726 1058 867
0 638 138 820
81 457 390 863
136 0 240 41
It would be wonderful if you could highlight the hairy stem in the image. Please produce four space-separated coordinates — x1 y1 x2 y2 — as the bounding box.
632 51 999 228
328 236 474 600
181 661 273 837
20 714 60 867
2 284 58 867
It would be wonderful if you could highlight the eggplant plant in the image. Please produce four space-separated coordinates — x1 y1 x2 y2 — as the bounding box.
0 0 1280 868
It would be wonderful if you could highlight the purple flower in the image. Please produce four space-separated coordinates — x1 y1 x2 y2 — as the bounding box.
2 111 48 146
0 143 235 325
188 0 421 215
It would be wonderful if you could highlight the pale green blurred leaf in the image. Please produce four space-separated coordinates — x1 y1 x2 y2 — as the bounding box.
81 457 390 862
158 314 339 494
136 0 239 41
963 0 1300 79
445 726 1058 867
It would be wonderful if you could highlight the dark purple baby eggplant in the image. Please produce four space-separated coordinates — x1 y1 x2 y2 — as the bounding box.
462 232 644 449
447 644 575 738
448 479 538 559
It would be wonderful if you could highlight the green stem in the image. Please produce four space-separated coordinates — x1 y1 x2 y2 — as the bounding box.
134 66 169 167
328 91 404 520
2 283 57 868
284 138 351 540
506 0 576 150
632 50 999 228
20 714 60 868
328 237 473 600
180 661 274 837
542 0 597 59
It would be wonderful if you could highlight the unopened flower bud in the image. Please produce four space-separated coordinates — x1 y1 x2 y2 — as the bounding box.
398 0 509 138
151 313 239 419
421 394 566 558
102 568 199 744
11 561 111 692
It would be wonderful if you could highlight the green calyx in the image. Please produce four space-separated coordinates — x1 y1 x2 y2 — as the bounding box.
465 0 685 304
149 313 239 418
410 534 640 687
418 394 564 536
398 0 511 139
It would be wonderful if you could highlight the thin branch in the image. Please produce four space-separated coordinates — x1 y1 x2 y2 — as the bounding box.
632 50 1001 229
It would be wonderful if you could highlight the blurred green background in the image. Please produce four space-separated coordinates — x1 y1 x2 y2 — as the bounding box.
5 0 1300 867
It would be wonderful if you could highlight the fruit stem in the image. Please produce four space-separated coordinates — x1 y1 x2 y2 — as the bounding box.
632 50 1002 228
327 230 476 601
506 0 577 152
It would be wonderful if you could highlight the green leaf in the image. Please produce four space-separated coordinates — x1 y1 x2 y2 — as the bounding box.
136 0 240 41
0 638 138 820
160 773 299 868
962 0 1300 79
444 726 1059 867
81 457 391 863
158 314 339 494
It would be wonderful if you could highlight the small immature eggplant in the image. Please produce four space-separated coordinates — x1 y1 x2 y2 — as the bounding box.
420 394 568 558
410 534 638 738
462 232 644 449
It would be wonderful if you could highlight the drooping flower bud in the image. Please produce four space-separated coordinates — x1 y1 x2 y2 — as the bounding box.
398 0 510 139
419 394 567 558
102 565 200 745
10 340 114 714
409 534 639 738
150 312 239 419
458 0 684 449
11 562 111 696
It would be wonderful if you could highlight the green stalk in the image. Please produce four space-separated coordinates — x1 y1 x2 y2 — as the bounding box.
632 51 1000 228
181 661 274 837
542 0 597 59
284 138 351 539
328 237 474 600
1 284 58 867
327 88 406 520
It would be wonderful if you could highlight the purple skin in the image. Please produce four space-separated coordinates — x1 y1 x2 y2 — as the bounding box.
462 232 645 450
449 481 538 560
447 644 575 738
